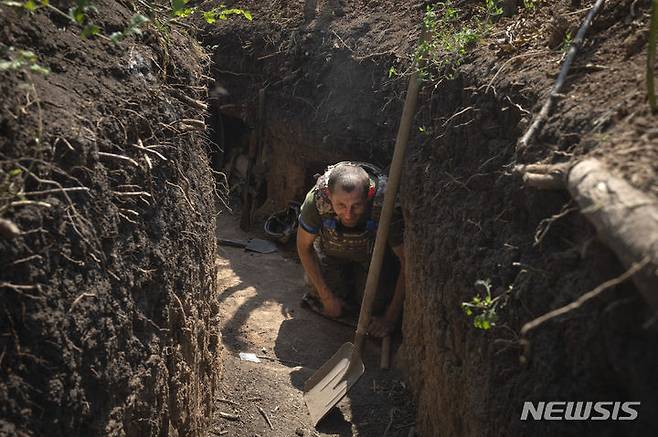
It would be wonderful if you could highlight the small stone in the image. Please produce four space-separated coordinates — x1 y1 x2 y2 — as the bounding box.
295 428 305 436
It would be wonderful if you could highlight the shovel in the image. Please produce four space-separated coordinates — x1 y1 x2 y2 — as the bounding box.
303 66 420 426
218 238 277 254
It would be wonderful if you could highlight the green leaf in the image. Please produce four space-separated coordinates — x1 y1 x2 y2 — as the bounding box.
173 7 195 17
243 10 252 20
8 169 22 177
81 24 100 38
29 63 49 74
130 13 150 27
203 10 216 24
18 50 36 63
69 6 85 24
110 31 124 43
23 0 38 11
170 0 187 12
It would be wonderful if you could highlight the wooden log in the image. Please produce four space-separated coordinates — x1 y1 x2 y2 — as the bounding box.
567 158 658 311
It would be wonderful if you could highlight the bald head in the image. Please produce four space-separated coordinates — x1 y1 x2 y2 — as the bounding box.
327 164 370 196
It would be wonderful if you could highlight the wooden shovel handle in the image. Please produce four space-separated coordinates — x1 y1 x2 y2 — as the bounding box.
353 69 419 357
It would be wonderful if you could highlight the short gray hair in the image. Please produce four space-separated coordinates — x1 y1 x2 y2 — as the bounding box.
328 164 369 195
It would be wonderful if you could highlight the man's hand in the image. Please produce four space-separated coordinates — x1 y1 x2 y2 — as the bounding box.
368 316 395 338
321 292 343 318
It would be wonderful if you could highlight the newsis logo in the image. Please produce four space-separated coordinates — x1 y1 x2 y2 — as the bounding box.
520 401 640 421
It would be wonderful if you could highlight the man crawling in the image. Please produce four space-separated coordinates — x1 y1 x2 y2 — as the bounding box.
296 161 405 338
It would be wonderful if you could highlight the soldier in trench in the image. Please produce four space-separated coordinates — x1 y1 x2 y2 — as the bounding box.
296 161 405 338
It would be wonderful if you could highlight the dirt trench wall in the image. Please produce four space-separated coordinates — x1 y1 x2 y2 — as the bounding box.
0 2 221 435
398 2 658 436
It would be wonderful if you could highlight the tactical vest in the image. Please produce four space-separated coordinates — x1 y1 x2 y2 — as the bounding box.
313 161 388 264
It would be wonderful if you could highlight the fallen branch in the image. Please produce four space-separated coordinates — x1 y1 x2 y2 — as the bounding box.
217 398 239 406
517 158 658 311
568 159 658 311
517 0 605 152
257 405 273 430
521 257 650 336
218 411 239 421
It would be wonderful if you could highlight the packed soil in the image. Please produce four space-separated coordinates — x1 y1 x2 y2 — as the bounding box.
211 212 415 436
1 1 221 435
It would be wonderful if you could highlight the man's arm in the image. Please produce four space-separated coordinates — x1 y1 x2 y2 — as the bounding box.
296 226 342 317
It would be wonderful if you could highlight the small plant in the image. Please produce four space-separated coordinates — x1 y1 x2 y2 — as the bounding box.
0 168 24 200
110 14 150 42
203 6 253 23
461 279 506 330
415 1 484 81
523 0 541 10
560 30 573 53
170 0 252 23
484 0 503 19
170 0 195 17
387 66 397 78
0 47 49 75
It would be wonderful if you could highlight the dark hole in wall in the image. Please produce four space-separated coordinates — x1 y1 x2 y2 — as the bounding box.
208 111 251 173
207 109 270 214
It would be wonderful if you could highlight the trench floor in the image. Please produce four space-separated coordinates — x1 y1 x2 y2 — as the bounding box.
208 212 416 437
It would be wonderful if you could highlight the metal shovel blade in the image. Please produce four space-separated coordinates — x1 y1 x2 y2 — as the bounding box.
244 238 277 253
219 238 277 254
303 342 365 426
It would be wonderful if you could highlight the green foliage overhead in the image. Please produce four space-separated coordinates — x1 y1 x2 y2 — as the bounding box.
416 1 484 81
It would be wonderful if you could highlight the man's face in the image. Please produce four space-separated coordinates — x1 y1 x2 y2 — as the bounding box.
328 187 367 228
